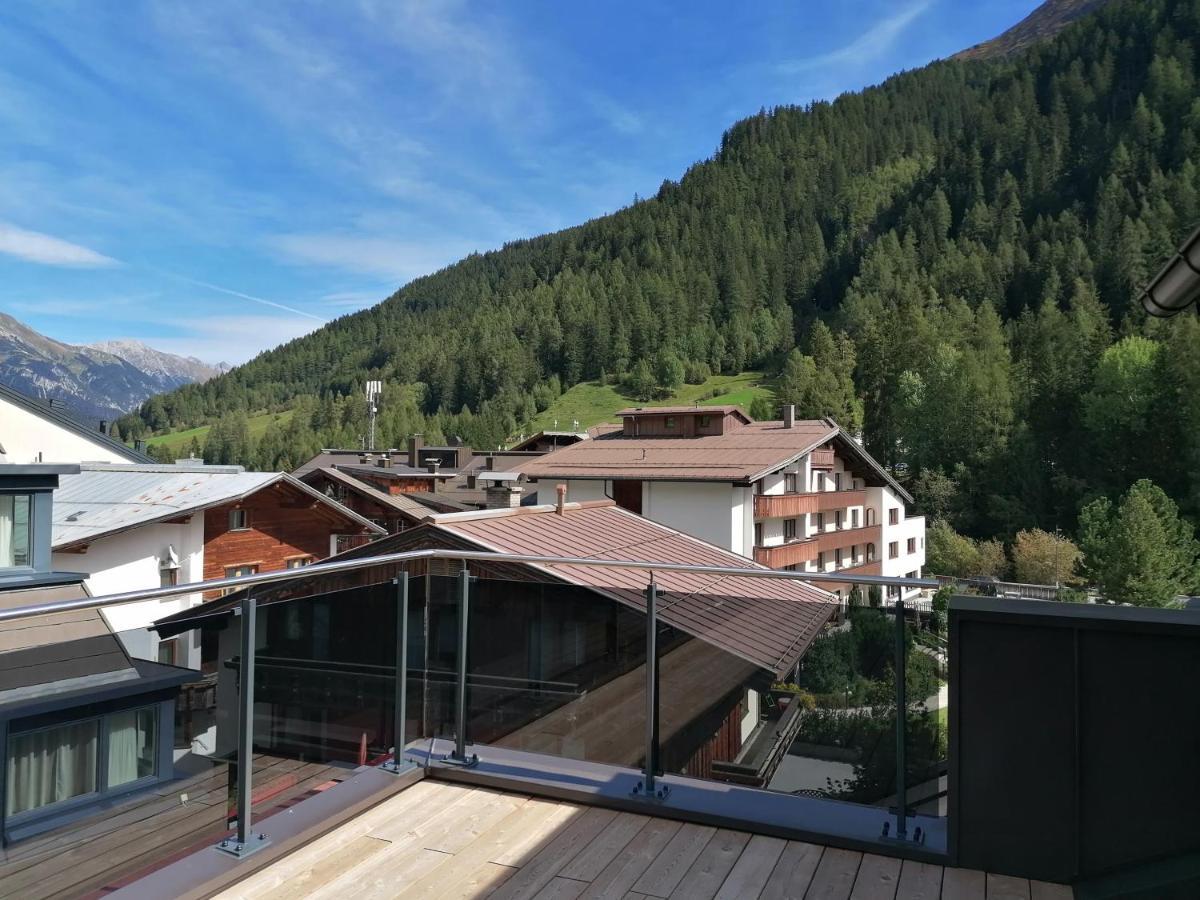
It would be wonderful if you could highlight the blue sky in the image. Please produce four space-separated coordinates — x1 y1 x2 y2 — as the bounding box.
0 0 1038 364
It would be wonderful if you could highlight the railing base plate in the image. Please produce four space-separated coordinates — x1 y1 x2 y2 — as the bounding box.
214 833 271 859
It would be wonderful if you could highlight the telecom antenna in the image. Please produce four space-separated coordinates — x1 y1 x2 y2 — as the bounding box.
365 380 383 451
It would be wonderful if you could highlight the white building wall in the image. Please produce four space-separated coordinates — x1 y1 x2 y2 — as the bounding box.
0 396 136 464
643 481 737 552
51 517 206 666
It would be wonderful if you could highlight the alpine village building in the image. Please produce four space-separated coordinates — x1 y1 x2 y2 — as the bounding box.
517 405 926 601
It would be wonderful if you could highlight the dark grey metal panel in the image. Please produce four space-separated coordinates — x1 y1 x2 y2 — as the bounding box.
951 595 1200 886
1078 630 1200 873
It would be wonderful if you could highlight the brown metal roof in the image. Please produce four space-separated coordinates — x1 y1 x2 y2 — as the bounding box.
517 420 837 482
432 500 835 677
614 405 749 418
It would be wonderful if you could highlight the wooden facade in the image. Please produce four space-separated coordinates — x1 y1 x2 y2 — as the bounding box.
202 481 377 584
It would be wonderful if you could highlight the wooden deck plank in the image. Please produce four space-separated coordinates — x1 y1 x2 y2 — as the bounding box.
629 822 717 897
1029 882 1073 900
713 834 787 900
805 847 863 900
315 848 451 900
367 783 484 843
895 859 943 900
559 812 650 882
850 853 902 900
985 873 1031 900
579 818 683 900
394 798 578 900
489 806 618 900
668 828 749 899
418 788 528 854
257 836 391 900
759 841 825 900
532 876 590 900
940 867 986 900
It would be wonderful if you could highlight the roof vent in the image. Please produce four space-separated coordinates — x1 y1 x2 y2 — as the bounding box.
65 510 86 522
555 483 567 515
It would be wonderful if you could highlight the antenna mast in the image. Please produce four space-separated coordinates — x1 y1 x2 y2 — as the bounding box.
365 380 382 451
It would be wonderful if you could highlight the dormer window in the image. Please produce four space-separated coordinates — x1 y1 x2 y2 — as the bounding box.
698 415 711 428
664 416 676 430
0 494 32 568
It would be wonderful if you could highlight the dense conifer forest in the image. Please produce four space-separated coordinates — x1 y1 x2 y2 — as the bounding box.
120 0 1200 547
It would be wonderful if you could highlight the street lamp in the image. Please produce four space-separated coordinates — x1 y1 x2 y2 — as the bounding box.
1141 224 1200 317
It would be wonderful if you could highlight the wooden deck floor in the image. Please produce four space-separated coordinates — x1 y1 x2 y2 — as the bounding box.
0 754 346 900
215 779 1073 900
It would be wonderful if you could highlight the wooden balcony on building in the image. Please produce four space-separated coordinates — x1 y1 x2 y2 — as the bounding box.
754 489 866 519
753 539 817 569
809 447 836 469
812 524 880 554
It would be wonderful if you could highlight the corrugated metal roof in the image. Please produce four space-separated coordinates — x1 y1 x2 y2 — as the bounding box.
432 501 835 677
52 464 384 549
517 420 837 482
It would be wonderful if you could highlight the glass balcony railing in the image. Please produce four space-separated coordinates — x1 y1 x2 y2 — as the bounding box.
0 548 944 896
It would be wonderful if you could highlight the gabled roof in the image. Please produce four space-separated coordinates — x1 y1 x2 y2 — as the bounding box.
0 381 154 463
301 466 433 523
152 499 834 678
516 416 914 502
506 431 589 452
517 419 837 482
615 405 750 420
52 463 385 550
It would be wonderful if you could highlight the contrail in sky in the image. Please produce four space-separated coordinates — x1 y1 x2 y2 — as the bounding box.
152 269 326 322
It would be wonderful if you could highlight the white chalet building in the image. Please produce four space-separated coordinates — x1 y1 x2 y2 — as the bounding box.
519 405 925 600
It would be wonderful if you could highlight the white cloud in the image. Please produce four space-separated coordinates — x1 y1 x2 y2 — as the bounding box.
141 314 324 365
778 0 934 74
588 93 644 136
0 221 117 267
269 232 478 282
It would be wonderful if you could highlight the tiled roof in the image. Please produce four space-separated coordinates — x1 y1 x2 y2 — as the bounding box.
517 420 837 482
430 500 835 677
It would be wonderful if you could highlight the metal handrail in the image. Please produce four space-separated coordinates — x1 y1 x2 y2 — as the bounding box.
0 547 939 623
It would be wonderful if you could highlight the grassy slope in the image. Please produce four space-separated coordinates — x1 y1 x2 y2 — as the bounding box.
520 372 774 436
146 409 294 453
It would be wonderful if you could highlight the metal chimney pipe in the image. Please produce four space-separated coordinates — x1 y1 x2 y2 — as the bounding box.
782 405 795 429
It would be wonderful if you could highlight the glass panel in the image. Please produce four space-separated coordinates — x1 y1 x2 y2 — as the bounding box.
908 597 949 818
463 574 647 765
0 494 32 568
107 707 159 787
5 720 99 816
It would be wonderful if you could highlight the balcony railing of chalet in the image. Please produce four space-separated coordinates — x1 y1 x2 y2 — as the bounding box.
753 488 867 519
752 539 817 567
809 447 836 468
812 523 880 554
0 550 942 895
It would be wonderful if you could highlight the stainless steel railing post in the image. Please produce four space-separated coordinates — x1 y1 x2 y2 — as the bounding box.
216 590 269 857
385 572 410 773
894 597 908 841
635 579 665 799
452 567 473 764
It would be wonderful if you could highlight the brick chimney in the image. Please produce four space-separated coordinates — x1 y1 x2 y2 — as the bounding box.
781 405 796 429
485 482 522 509
408 434 423 469
555 483 567 515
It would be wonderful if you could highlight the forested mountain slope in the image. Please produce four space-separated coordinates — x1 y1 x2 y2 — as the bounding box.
121 0 1200 541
